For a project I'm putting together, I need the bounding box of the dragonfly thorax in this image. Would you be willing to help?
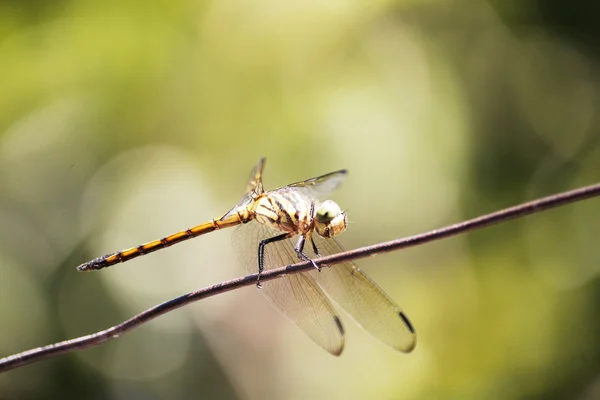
[252,192,312,234]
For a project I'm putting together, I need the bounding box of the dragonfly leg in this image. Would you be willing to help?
[309,237,327,272]
[258,232,294,288]
[295,235,321,272]
[310,238,321,257]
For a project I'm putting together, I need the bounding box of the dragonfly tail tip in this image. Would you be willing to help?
[76,263,90,272]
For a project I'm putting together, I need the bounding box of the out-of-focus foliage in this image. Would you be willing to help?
[1,0,599,399]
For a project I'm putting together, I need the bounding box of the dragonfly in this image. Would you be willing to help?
[77,158,416,355]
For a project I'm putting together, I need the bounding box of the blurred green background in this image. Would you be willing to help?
[1,0,600,398]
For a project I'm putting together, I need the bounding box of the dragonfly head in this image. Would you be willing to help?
[314,200,347,238]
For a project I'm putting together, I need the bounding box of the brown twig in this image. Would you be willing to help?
[1,182,600,373]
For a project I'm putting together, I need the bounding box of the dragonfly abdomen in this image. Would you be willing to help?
[77,213,242,271]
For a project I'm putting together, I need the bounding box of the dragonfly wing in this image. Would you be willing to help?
[245,157,266,195]
[221,158,266,219]
[280,169,348,199]
[308,236,416,352]
[231,222,345,355]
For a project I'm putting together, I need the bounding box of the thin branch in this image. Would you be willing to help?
[1,182,600,373]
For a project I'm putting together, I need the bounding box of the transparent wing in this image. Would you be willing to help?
[307,235,416,352]
[231,222,345,355]
[275,169,348,200]
[222,158,265,219]
[244,157,266,196]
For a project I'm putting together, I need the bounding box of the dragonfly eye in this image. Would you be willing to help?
[315,200,347,238]
[316,200,340,223]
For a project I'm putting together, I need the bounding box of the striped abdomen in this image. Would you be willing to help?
[77,213,243,271]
